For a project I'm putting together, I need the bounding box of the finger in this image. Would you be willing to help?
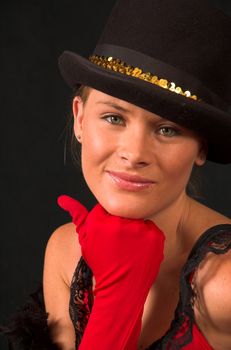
[57,195,88,236]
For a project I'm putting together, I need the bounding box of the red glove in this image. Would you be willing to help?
[58,195,165,350]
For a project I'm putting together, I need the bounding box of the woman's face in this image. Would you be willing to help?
[73,89,206,219]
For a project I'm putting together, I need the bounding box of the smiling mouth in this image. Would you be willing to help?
[106,171,155,191]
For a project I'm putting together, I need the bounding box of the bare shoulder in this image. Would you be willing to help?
[193,249,231,347]
[46,222,79,252]
[44,222,82,286]
[190,200,231,346]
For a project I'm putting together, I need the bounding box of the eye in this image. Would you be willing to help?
[159,126,179,137]
[102,114,125,125]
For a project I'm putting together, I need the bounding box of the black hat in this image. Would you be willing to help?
[59,0,231,164]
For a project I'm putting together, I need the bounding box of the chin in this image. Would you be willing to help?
[108,208,144,219]
[97,196,153,220]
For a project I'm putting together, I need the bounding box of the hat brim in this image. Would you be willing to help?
[59,51,231,164]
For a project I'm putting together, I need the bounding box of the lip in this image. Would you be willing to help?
[106,171,155,191]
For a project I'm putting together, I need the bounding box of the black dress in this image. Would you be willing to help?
[1,224,231,349]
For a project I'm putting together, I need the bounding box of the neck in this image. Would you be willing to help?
[148,191,193,260]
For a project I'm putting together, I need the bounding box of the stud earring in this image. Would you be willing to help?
[76,135,81,142]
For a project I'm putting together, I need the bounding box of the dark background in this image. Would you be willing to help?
[1,1,231,349]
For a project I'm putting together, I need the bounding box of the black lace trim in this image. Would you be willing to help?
[147,224,231,349]
[69,256,94,349]
[69,224,231,349]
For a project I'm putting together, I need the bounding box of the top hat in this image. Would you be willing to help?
[58,0,231,164]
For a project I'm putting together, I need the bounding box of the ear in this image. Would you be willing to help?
[72,96,84,143]
[194,138,208,166]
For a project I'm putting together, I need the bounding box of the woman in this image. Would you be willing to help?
[2,0,231,349]
[43,0,231,348]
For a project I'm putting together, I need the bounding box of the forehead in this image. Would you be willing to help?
[86,88,165,121]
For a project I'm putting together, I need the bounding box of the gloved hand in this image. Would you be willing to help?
[58,195,165,350]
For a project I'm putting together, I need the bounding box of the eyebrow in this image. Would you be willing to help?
[95,100,130,113]
[95,100,173,124]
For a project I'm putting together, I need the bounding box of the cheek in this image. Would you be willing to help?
[80,121,114,186]
[159,142,198,184]
[82,118,100,155]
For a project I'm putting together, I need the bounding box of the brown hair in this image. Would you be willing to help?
[66,85,205,200]
[64,85,91,167]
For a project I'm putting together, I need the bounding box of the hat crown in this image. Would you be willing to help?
[97,0,231,104]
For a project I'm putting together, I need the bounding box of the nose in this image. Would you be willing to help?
[117,126,153,168]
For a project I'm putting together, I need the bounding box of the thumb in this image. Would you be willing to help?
[57,195,88,238]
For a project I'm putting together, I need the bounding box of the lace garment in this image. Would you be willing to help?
[69,257,94,349]
[69,224,231,349]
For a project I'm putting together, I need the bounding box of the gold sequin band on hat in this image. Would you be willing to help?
[89,55,199,101]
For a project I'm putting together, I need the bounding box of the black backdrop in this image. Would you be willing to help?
[1,1,231,349]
